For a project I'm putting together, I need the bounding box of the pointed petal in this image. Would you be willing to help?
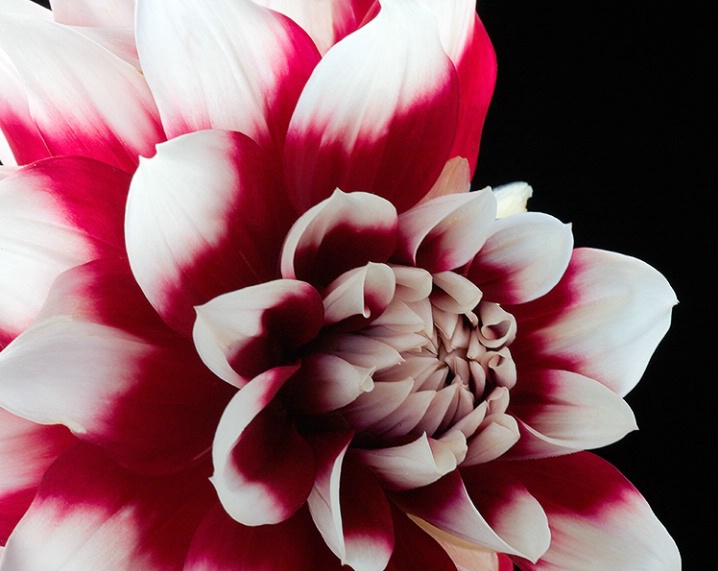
[0,14,164,171]
[397,189,497,272]
[284,0,459,213]
[394,469,549,562]
[420,157,472,201]
[421,3,497,173]
[211,366,315,526]
[0,259,232,474]
[50,0,135,27]
[253,0,375,55]
[0,444,215,571]
[467,212,574,304]
[0,409,74,544]
[193,280,324,388]
[136,0,320,151]
[185,505,344,571]
[386,507,460,571]
[280,190,398,288]
[0,156,129,347]
[491,453,681,571]
[323,263,396,327]
[508,248,677,396]
[126,129,295,336]
[507,369,637,459]
[355,432,462,491]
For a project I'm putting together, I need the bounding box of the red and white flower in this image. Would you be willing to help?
[0,1,680,570]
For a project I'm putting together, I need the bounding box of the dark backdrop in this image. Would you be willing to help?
[475,2,712,568]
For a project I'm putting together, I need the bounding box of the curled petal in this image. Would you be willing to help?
[284,0,459,213]
[280,190,398,287]
[487,453,681,571]
[0,444,215,571]
[493,182,533,219]
[0,14,164,171]
[397,190,497,272]
[136,0,320,150]
[126,129,295,336]
[323,263,396,326]
[467,212,574,305]
[0,409,74,544]
[355,432,464,490]
[395,469,550,562]
[316,333,403,371]
[0,157,128,347]
[212,366,315,526]
[0,260,232,474]
[252,0,374,55]
[508,248,677,396]
[507,369,637,459]
[193,279,324,388]
[463,413,520,465]
[341,379,414,430]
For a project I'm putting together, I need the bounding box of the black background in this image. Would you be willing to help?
[22,0,715,568]
[475,2,712,569]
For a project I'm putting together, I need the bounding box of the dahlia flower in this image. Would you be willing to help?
[0,1,680,570]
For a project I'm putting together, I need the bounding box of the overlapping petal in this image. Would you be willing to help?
[136,0,320,152]
[49,0,135,27]
[284,0,460,213]
[0,156,128,347]
[0,260,232,474]
[0,14,164,171]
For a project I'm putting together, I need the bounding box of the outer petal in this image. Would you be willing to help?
[284,0,459,213]
[126,129,295,336]
[280,190,398,288]
[466,212,573,305]
[193,280,324,388]
[211,366,315,527]
[185,505,344,571]
[0,444,215,571]
[0,409,74,544]
[0,14,164,171]
[252,0,375,55]
[386,507,460,571]
[508,248,677,396]
[421,2,497,174]
[136,0,320,151]
[489,453,681,571]
[49,0,135,27]
[394,469,550,562]
[0,156,128,347]
[396,189,497,273]
[308,434,395,571]
[0,260,232,474]
[507,369,637,459]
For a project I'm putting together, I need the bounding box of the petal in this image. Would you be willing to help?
[394,469,550,562]
[50,0,135,27]
[0,259,232,474]
[355,432,462,491]
[386,507,460,571]
[252,0,375,55]
[466,212,574,304]
[397,189,497,272]
[421,3,497,174]
[508,248,677,396]
[0,444,215,571]
[284,0,459,213]
[0,408,74,544]
[307,433,396,571]
[211,366,315,526]
[507,369,637,459]
[322,263,396,327]
[126,129,295,336]
[0,14,164,171]
[0,156,129,346]
[491,453,681,571]
[493,182,533,218]
[136,0,320,151]
[185,505,344,571]
[280,190,398,288]
[193,279,324,388]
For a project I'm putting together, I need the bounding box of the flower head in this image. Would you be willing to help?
[0,1,680,570]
